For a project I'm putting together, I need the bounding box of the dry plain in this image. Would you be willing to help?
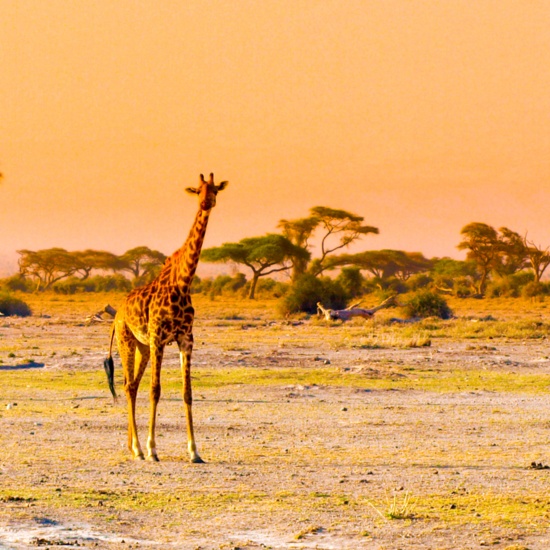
[1,293,550,549]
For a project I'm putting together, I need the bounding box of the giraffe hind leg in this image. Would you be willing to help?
[118,324,146,460]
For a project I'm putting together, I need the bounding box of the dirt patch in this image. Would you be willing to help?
[2,296,550,549]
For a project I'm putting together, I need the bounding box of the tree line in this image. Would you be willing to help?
[201,212,550,300]
[5,208,550,303]
[12,247,167,291]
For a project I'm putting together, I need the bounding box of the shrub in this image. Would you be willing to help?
[226,273,247,292]
[0,275,33,292]
[190,275,203,294]
[0,292,32,317]
[335,267,365,299]
[91,275,132,292]
[383,277,409,294]
[250,278,289,299]
[52,275,133,293]
[192,276,214,294]
[522,281,550,299]
[52,277,90,294]
[206,275,232,298]
[407,273,433,291]
[486,272,534,298]
[404,290,452,319]
[278,274,349,315]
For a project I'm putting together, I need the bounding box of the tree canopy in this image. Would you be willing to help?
[18,248,79,290]
[458,223,502,295]
[324,249,431,290]
[458,223,529,295]
[279,206,379,278]
[73,250,123,279]
[201,234,309,299]
[16,246,167,290]
[118,247,167,280]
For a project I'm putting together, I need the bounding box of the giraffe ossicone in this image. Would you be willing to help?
[104,173,228,463]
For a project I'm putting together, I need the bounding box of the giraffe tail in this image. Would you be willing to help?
[104,323,118,402]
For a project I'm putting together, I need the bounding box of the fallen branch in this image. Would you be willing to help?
[85,304,117,325]
[316,295,396,322]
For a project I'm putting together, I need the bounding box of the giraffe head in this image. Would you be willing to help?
[185,173,228,211]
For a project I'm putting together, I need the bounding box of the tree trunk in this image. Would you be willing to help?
[248,273,260,299]
[477,269,489,296]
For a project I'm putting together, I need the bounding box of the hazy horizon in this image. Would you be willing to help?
[2,1,549,276]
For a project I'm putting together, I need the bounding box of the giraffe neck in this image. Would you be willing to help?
[171,207,211,288]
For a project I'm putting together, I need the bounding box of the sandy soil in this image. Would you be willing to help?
[1,297,550,549]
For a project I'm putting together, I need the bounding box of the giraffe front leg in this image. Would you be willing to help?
[179,336,204,463]
[146,342,164,462]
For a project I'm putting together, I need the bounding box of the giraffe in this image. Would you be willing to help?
[104,173,228,463]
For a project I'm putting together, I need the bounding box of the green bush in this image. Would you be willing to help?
[487,272,534,298]
[91,275,132,292]
[0,292,32,317]
[404,290,452,319]
[408,273,433,291]
[249,278,289,299]
[278,274,349,315]
[0,275,33,292]
[522,281,550,299]
[52,275,132,294]
[335,267,365,299]
[190,275,204,294]
[52,277,91,294]
[226,273,247,292]
[209,275,233,297]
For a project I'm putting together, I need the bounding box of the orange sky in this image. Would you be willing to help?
[2,1,550,275]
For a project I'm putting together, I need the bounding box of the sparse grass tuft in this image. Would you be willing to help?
[386,491,416,520]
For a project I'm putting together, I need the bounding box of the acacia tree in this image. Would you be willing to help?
[279,206,379,278]
[326,249,431,286]
[458,223,530,295]
[17,248,79,290]
[497,227,528,276]
[457,223,502,295]
[201,234,309,299]
[277,216,319,280]
[393,251,432,281]
[118,247,167,281]
[73,250,123,279]
[430,257,480,296]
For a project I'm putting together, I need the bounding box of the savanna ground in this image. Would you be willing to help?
[2,293,550,549]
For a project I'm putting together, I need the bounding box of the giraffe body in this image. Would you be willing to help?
[105,173,228,463]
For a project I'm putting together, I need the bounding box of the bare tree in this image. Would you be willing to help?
[279,206,379,278]
[524,236,550,283]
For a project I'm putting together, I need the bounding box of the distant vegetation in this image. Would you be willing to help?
[2,208,550,316]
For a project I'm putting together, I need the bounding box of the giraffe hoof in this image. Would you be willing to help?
[147,454,160,462]
[190,455,205,464]
[135,454,145,461]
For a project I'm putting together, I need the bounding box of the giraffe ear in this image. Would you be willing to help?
[217,181,229,192]
[185,187,200,195]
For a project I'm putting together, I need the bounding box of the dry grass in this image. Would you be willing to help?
[2,293,550,548]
